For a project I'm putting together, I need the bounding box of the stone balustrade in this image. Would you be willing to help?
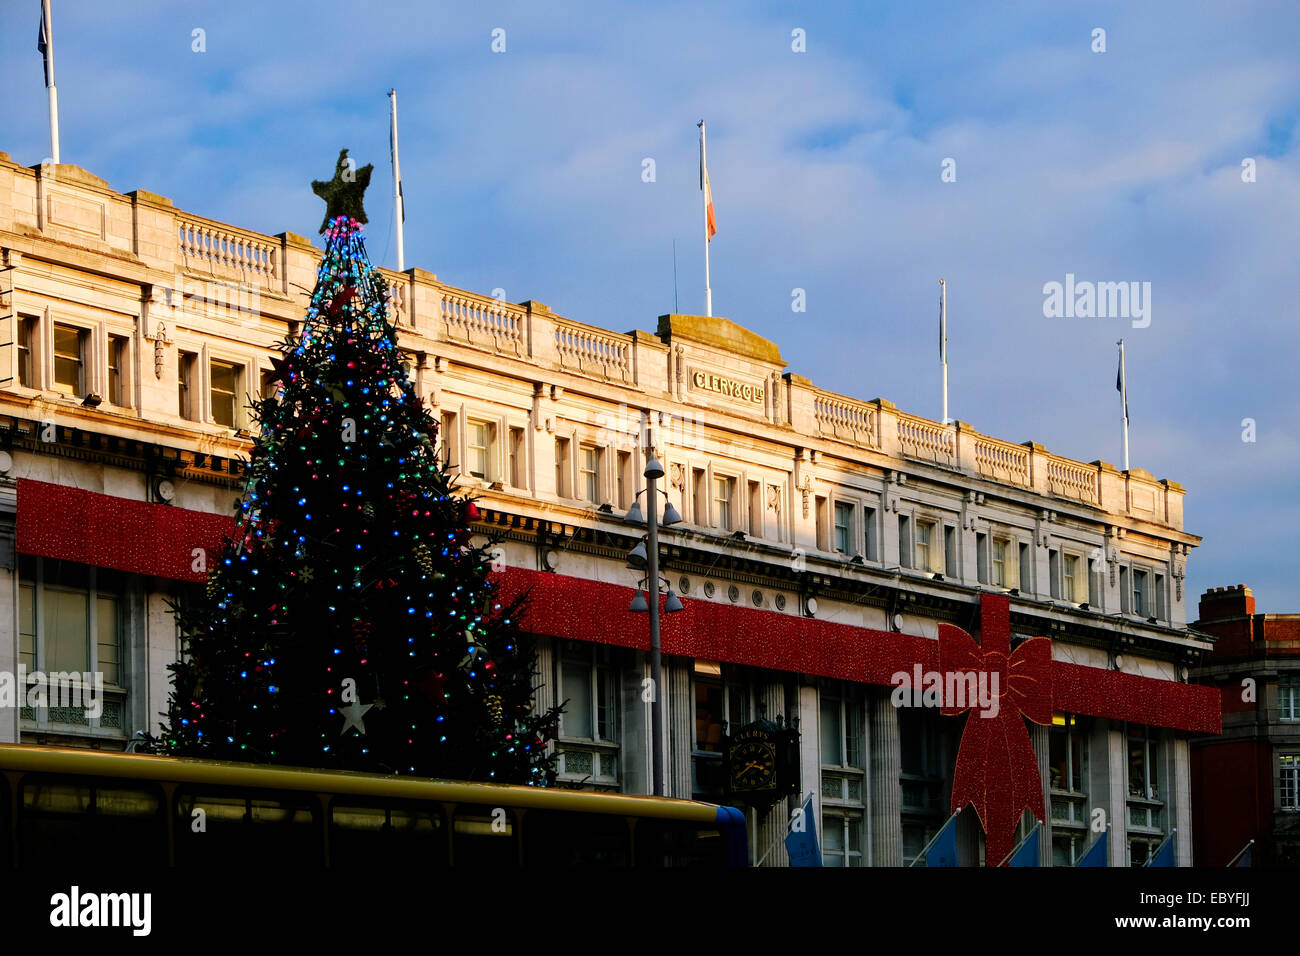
[177,216,280,286]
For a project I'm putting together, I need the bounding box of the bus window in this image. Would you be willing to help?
[330,800,446,867]
[634,819,728,867]
[174,789,319,866]
[451,807,518,868]
[520,810,630,866]
[20,777,165,864]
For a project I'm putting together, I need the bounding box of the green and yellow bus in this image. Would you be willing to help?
[0,744,747,867]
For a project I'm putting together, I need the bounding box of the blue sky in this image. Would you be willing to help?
[3,1,1298,611]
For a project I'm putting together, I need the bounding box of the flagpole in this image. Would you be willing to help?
[41,0,60,164]
[908,808,960,866]
[1225,838,1254,867]
[699,120,712,317]
[996,818,1042,867]
[1118,339,1129,471]
[388,89,404,272]
[940,279,948,424]
[1143,827,1176,866]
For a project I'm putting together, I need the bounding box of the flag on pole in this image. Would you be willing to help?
[38,0,54,88]
[1145,830,1176,867]
[939,281,947,365]
[1005,821,1041,867]
[784,793,822,867]
[700,133,716,241]
[1229,840,1253,867]
[1116,342,1129,423]
[1075,830,1108,867]
[920,811,960,867]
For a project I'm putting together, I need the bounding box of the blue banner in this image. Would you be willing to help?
[1007,825,1040,867]
[1076,830,1108,867]
[785,794,822,867]
[1146,833,1176,867]
[924,813,960,867]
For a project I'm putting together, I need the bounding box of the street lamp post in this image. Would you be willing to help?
[645,433,665,797]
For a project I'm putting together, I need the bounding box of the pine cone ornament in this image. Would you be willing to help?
[414,542,435,577]
[486,694,504,725]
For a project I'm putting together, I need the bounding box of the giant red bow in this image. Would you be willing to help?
[939,594,1052,866]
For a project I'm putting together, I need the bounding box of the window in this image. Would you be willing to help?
[556,642,620,784]
[692,468,707,525]
[975,532,988,584]
[1049,714,1089,864]
[1019,543,1032,593]
[1126,725,1165,863]
[1279,676,1299,722]
[692,661,725,801]
[747,481,762,538]
[260,368,279,402]
[944,527,957,578]
[210,359,241,428]
[440,412,458,470]
[467,421,494,481]
[616,451,631,508]
[833,502,853,554]
[915,522,935,572]
[816,496,829,551]
[1282,754,1299,811]
[713,476,734,531]
[510,428,527,489]
[178,351,197,420]
[1154,573,1167,620]
[17,317,36,387]
[1120,566,1130,613]
[1063,555,1079,603]
[864,506,879,561]
[899,516,913,569]
[52,323,86,397]
[17,557,125,731]
[1132,569,1148,617]
[554,438,571,497]
[992,539,1008,587]
[578,445,602,503]
[820,685,865,869]
[107,335,128,406]
[900,708,946,865]
[1087,557,1099,605]
[1048,549,1062,599]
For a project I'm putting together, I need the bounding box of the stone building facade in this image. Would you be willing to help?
[0,151,1218,865]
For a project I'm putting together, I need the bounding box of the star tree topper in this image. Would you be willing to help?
[311,148,373,233]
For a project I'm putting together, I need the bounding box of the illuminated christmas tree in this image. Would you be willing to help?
[158,151,560,784]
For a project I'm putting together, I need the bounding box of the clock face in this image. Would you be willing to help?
[731,740,777,791]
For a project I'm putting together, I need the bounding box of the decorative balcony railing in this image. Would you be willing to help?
[813,394,879,449]
[554,322,632,382]
[439,289,524,354]
[177,217,279,286]
[897,413,956,466]
[974,436,1031,489]
[1046,455,1099,505]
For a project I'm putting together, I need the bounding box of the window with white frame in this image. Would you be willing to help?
[820,681,866,864]
[747,480,762,538]
[209,359,242,428]
[833,501,853,554]
[864,505,879,561]
[441,412,459,470]
[17,316,37,387]
[107,335,129,407]
[52,323,87,398]
[713,476,734,531]
[993,538,1009,587]
[1132,569,1149,617]
[17,556,126,733]
[467,420,495,481]
[916,521,936,572]
[578,444,602,503]
[177,351,197,420]
[1063,554,1080,603]
[1020,543,1033,593]
[616,451,631,508]
[1048,548,1062,599]
[1126,724,1165,864]
[1154,573,1167,620]
[944,526,957,577]
[975,532,988,584]
[510,427,527,489]
[554,437,571,497]
[1281,754,1299,811]
[556,641,620,785]
[899,515,913,569]
[692,468,707,525]
[1280,676,1299,722]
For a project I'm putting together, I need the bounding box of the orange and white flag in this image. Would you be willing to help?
[700,123,717,241]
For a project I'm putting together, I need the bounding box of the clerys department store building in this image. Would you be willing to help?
[0,151,1218,865]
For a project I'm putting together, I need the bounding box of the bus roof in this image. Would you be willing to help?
[0,744,723,821]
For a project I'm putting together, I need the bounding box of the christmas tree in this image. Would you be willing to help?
[158,152,560,784]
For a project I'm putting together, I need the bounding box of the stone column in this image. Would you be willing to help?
[667,658,692,799]
[754,679,790,867]
[1031,722,1052,865]
[870,690,902,866]
[1173,735,1192,866]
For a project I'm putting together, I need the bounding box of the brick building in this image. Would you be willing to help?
[1191,585,1300,865]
